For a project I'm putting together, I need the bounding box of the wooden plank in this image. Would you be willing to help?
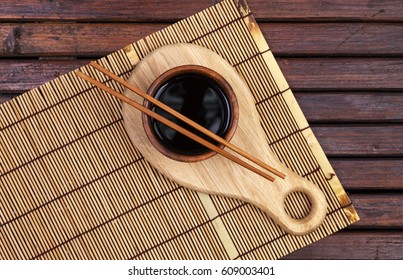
[1,58,402,93]
[266,23,403,56]
[313,125,403,157]
[331,159,403,191]
[1,0,402,22]
[295,92,403,123]
[284,231,403,259]
[1,23,402,57]
[0,0,212,22]
[0,23,167,57]
[277,58,403,90]
[248,0,403,22]
[349,194,403,228]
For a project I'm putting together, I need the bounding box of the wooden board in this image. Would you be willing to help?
[1,0,402,21]
[330,160,403,191]
[121,43,328,235]
[0,0,359,259]
[2,23,403,57]
[2,58,403,93]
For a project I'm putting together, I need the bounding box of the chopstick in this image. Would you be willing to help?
[75,70,276,182]
[88,61,285,179]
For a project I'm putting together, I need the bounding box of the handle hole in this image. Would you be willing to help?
[284,191,312,220]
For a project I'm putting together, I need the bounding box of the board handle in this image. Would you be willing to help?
[270,181,327,235]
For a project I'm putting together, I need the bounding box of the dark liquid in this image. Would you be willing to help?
[150,73,231,156]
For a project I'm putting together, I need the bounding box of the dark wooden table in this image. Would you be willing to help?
[0,0,402,259]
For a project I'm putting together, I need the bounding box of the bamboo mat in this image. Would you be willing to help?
[0,0,359,260]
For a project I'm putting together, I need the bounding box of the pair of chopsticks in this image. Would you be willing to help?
[75,61,285,182]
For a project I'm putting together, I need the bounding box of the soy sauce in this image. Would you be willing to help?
[150,73,231,156]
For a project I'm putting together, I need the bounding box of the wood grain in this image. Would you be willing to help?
[267,23,403,56]
[247,0,403,22]
[0,23,166,57]
[295,92,403,123]
[313,125,403,157]
[1,0,402,22]
[284,231,403,259]
[349,194,403,228]
[278,58,403,90]
[331,160,403,191]
[1,23,402,57]
[1,58,402,93]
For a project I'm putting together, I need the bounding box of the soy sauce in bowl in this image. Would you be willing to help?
[143,66,238,162]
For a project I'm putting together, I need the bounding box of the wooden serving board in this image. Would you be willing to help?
[123,43,328,236]
[0,0,359,259]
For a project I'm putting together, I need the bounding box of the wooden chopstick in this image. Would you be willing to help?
[75,70,276,182]
[88,61,286,179]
